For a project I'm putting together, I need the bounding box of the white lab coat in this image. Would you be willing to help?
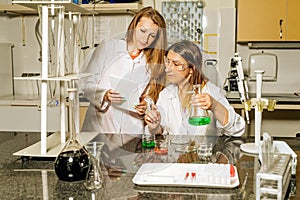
[81,39,150,135]
[154,82,245,136]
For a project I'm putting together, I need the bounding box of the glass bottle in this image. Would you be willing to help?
[188,84,211,126]
[54,86,90,182]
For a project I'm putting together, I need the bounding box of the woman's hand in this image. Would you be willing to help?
[104,89,125,103]
[145,105,161,131]
[105,90,148,116]
[191,93,229,126]
[191,93,214,110]
[134,100,147,116]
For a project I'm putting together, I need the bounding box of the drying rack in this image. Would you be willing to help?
[12,1,96,158]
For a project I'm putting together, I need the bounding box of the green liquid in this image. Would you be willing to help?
[142,140,155,148]
[188,116,211,126]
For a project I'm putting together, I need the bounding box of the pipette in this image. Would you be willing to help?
[232,53,250,124]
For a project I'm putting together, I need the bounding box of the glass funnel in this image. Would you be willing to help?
[54,86,90,182]
[188,84,211,126]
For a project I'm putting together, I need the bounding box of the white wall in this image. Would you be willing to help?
[3,1,298,94]
[237,45,300,94]
[0,16,40,95]
[0,13,133,95]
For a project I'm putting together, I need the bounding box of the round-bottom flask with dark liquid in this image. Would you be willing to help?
[54,87,90,182]
[55,147,90,182]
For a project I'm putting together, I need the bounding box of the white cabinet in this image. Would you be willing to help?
[0,43,14,97]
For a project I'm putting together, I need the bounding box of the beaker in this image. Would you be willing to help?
[197,143,213,162]
[188,84,211,126]
[54,86,90,182]
[142,134,155,148]
[154,134,168,162]
[84,142,104,190]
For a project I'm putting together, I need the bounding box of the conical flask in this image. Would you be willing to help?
[188,84,211,126]
[54,87,90,182]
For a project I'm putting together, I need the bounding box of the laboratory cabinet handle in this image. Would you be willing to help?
[279,19,283,39]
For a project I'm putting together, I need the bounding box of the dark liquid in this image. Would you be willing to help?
[54,148,90,182]
[188,116,211,126]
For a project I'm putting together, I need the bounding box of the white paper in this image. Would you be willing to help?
[109,75,140,112]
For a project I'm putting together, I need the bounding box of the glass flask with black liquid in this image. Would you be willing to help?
[54,86,90,182]
[188,84,211,126]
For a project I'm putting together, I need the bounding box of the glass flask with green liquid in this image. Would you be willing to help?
[188,84,211,126]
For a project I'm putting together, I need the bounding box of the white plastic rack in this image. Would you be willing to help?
[12,1,95,157]
[256,154,292,200]
[273,141,297,176]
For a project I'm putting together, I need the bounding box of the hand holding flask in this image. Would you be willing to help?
[188,84,210,126]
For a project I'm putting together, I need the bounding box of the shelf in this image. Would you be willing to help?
[81,2,142,14]
[12,0,91,14]
[0,2,142,15]
[14,73,92,81]
[0,94,39,106]
[0,4,36,14]
[0,94,89,106]
[230,103,300,110]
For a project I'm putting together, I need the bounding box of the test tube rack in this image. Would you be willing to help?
[273,141,297,176]
[256,154,292,200]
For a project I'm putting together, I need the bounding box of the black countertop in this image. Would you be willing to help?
[0,132,299,199]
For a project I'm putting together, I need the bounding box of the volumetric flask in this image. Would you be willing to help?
[188,84,210,126]
[54,87,90,182]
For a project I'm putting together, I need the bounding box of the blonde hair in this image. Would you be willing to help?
[126,6,168,103]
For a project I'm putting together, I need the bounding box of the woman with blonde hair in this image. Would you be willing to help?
[81,7,167,136]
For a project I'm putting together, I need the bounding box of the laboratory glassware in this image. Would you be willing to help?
[142,97,156,148]
[188,84,211,126]
[197,143,213,162]
[54,86,90,182]
[84,142,104,190]
[154,134,168,162]
[142,134,155,148]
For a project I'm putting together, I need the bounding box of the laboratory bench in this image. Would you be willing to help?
[227,92,300,110]
[0,95,90,132]
[0,132,299,199]
[227,93,300,138]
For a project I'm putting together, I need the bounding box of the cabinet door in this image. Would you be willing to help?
[286,0,300,41]
[0,44,14,97]
[237,0,286,42]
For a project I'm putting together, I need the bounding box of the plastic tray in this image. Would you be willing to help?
[132,163,239,188]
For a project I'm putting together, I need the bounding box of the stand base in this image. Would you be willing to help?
[13,132,98,158]
[240,143,258,154]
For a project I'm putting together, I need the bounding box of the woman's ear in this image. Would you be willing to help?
[189,66,195,74]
